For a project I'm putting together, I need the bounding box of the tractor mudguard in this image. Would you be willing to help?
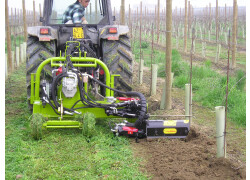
[27,26,58,42]
[99,25,129,41]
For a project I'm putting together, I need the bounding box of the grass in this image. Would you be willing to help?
[5,63,148,179]
[132,41,246,126]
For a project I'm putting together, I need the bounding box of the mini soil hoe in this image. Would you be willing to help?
[27,0,189,141]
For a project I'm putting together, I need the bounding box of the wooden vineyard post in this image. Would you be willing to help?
[139,1,143,84]
[150,24,154,94]
[188,1,191,39]
[165,0,172,110]
[5,54,8,79]
[39,3,42,25]
[184,0,187,52]
[225,4,227,26]
[209,3,211,31]
[6,0,13,74]
[157,0,160,44]
[120,0,125,25]
[129,4,131,29]
[14,8,17,69]
[216,0,218,42]
[232,0,237,68]
[22,0,27,41]
[89,3,92,22]
[33,0,36,26]
[95,0,97,22]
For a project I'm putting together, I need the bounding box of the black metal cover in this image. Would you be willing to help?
[146,120,190,139]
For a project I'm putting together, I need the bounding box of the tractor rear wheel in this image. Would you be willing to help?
[26,36,56,111]
[102,35,133,94]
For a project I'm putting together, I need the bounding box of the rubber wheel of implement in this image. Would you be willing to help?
[30,113,45,140]
[26,36,56,111]
[102,35,133,95]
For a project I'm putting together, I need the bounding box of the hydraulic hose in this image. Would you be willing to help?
[89,77,148,129]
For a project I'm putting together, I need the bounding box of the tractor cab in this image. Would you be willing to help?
[42,0,114,26]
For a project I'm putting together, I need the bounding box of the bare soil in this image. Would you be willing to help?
[131,61,246,180]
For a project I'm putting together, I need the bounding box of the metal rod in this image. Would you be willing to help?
[224,29,230,158]
[150,115,192,117]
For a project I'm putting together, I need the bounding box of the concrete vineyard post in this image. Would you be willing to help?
[193,39,195,53]
[176,35,179,49]
[200,26,202,39]
[202,42,206,57]
[215,44,221,63]
[224,32,228,45]
[23,42,27,62]
[151,64,158,96]
[185,84,192,122]
[242,26,245,39]
[215,106,226,158]
[139,60,144,85]
[16,47,20,67]
[11,51,15,70]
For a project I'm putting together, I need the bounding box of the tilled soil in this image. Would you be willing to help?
[131,127,245,180]
[131,61,246,180]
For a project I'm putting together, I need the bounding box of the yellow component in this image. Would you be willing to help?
[163,120,177,126]
[184,120,189,124]
[73,27,84,39]
[100,29,105,35]
[163,128,177,134]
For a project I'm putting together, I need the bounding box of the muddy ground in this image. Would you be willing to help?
[130,61,246,180]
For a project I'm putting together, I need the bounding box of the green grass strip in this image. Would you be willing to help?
[132,41,246,126]
[5,63,148,180]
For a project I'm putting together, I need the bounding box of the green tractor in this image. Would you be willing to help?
[26,0,189,140]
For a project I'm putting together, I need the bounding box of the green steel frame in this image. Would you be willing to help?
[30,42,127,129]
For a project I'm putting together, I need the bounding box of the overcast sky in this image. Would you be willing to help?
[7,0,247,12]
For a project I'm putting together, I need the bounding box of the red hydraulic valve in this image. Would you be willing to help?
[122,126,138,135]
[117,97,139,101]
